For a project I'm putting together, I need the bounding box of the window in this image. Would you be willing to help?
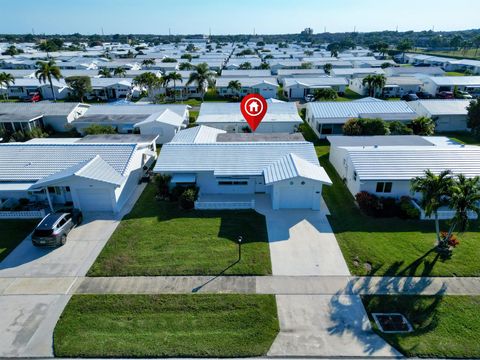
[218,178,249,186]
[353,171,357,181]
[376,182,393,193]
[65,187,71,192]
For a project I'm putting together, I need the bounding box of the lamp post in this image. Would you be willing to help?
[237,235,243,261]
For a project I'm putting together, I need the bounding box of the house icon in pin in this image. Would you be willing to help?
[249,100,259,113]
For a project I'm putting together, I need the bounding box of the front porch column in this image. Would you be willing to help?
[44,188,54,212]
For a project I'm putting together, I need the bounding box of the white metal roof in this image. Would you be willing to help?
[170,125,226,144]
[134,109,185,127]
[411,99,470,116]
[0,143,136,182]
[31,155,124,188]
[283,77,348,88]
[346,146,480,180]
[427,76,480,86]
[307,100,416,120]
[216,77,278,87]
[197,102,302,124]
[264,153,331,185]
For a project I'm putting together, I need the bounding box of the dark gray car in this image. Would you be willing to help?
[32,210,82,247]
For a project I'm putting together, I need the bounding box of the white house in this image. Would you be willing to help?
[216,77,279,99]
[349,76,423,98]
[73,104,189,143]
[408,99,471,132]
[154,125,332,210]
[0,102,90,133]
[196,102,302,133]
[328,135,480,199]
[7,78,71,100]
[0,135,157,213]
[420,76,480,97]
[330,68,385,79]
[87,78,134,100]
[305,100,417,138]
[283,77,348,99]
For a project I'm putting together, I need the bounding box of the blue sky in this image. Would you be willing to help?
[1,0,479,35]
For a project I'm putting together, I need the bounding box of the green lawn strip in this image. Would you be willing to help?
[362,295,480,358]
[0,220,37,262]
[315,144,480,277]
[88,184,271,276]
[439,131,480,145]
[54,294,279,358]
[445,71,467,76]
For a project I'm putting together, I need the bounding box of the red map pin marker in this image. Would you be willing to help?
[240,94,268,132]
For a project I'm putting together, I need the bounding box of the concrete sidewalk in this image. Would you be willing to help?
[2,275,475,296]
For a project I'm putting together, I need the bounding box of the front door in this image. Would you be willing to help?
[255,177,266,193]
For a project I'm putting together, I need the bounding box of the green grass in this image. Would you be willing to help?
[0,220,37,262]
[363,295,480,358]
[445,71,467,76]
[88,184,271,276]
[439,131,480,145]
[54,294,279,358]
[315,144,480,277]
[336,88,364,101]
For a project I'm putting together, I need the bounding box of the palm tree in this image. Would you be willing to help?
[443,175,480,246]
[186,63,216,101]
[35,60,62,102]
[397,39,413,63]
[0,72,15,100]
[239,62,252,70]
[133,72,162,99]
[179,62,193,71]
[372,74,387,98]
[142,58,155,68]
[410,116,436,135]
[362,75,376,97]
[411,170,454,245]
[113,67,126,77]
[167,72,183,102]
[98,67,112,78]
[227,80,242,98]
[323,63,333,75]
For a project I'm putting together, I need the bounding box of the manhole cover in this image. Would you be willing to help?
[372,313,413,333]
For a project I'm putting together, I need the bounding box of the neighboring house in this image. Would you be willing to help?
[87,78,134,100]
[72,104,189,143]
[328,135,480,199]
[443,59,480,74]
[408,99,471,132]
[220,70,272,77]
[216,77,279,99]
[330,68,385,79]
[349,76,423,98]
[0,135,157,213]
[305,100,417,138]
[154,125,332,210]
[276,69,326,84]
[384,66,445,77]
[7,78,71,100]
[283,77,349,99]
[420,76,480,97]
[0,102,90,133]
[196,102,302,133]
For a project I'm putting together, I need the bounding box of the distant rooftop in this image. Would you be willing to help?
[77,134,158,144]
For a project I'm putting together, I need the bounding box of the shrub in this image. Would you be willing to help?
[83,124,117,135]
[389,121,414,135]
[343,118,363,136]
[409,116,435,135]
[179,188,198,210]
[343,118,390,136]
[398,196,420,219]
[153,174,171,198]
[169,186,185,202]
[355,191,382,216]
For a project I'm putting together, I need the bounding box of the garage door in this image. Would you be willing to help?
[278,186,314,209]
[76,188,114,212]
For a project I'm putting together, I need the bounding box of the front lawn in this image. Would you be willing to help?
[54,294,279,358]
[0,220,37,262]
[363,295,480,358]
[88,184,271,276]
[315,145,480,277]
[438,131,480,145]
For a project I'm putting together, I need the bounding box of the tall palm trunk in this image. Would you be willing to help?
[434,212,440,245]
[173,79,176,102]
[48,75,57,102]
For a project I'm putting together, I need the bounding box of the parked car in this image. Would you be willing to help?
[437,91,454,99]
[416,91,434,99]
[304,94,315,102]
[401,93,419,101]
[23,92,41,102]
[31,209,83,247]
[455,90,473,99]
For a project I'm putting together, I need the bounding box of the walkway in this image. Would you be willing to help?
[1,275,471,295]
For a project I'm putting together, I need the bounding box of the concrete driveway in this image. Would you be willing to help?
[255,195,401,358]
[255,195,349,276]
[0,184,144,358]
